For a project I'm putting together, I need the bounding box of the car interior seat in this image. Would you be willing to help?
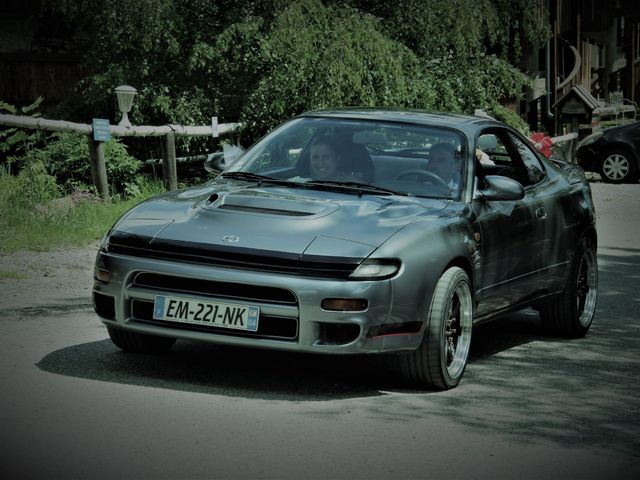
[334,133,375,183]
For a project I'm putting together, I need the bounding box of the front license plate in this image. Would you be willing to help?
[153,295,259,332]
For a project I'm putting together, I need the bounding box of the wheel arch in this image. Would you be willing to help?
[444,256,475,292]
[601,142,639,164]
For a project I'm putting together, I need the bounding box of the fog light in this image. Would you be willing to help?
[94,268,111,283]
[321,298,368,312]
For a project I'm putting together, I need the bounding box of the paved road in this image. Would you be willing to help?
[1,183,639,479]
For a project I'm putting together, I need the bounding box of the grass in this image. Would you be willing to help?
[0,270,25,280]
[0,169,165,253]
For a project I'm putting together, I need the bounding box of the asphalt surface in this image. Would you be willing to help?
[0,182,639,479]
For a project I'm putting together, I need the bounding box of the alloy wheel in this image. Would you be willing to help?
[443,282,473,378]
[602,153,630,181]
[576,248,598,327]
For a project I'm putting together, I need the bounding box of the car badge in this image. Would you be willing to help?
[222,235,240,243]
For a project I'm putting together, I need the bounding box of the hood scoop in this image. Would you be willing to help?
[205,192,338,218]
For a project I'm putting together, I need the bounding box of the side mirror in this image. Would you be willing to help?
[477,175,524,201]
[203,144,245,174]
[204,152,226,173]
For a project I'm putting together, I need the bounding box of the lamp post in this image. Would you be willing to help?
[114,85,137,127]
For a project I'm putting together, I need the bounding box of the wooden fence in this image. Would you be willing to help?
[0,113,240,200]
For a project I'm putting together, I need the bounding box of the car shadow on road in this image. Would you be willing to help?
[35,249,640,455]
[37,309,545,401]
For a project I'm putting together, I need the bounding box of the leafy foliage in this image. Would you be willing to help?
[351,0,549,63]
[240,0,436,137]
[0,97,46,168]
[18,132,141,195]
[0,162,60,209]
[41,0,549,144]
[345,0,540,121]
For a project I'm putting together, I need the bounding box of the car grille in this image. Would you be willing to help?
[130,299,298,341]
[133,272,297,305]
[107,232,360,279]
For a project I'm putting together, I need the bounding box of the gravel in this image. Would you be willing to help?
[0,242,99,311]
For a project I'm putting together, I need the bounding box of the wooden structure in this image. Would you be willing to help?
[523,1,640,136]
[0,113,240,200]
[553,85,600,129]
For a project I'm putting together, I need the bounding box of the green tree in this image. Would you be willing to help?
[43,0,548,144]
[239,0,436,138]
[345,0,548,128]
[46,0,277,127]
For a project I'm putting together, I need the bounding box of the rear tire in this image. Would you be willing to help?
[540,237,597,338]
[400,267,473,390]
[599,148,637,183]
[107,326,176,353]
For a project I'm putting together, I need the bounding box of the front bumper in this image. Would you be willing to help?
[93,250,425,354]
[576,147,598,172]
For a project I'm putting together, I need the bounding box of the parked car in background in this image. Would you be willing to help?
[93,109,598,390]
[576,121,640,183]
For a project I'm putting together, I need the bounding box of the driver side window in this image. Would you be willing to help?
[475,129,532,187]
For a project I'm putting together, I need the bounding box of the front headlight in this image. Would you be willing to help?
[349,259,401,280]
[578,131,604,149]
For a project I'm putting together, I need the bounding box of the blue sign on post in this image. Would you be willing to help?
[92,118,112,142]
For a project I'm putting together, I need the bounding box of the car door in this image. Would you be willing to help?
[473,127,551,317]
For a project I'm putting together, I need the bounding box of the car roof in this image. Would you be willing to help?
[300,108,504,134]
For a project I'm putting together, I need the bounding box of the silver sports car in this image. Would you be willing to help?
[93,109,598,390]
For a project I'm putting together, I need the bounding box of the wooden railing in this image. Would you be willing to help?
[0,113,240,200]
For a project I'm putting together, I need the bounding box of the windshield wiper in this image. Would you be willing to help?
[221,171,275,181]
[221,171,299,187]
[304,180,408,196]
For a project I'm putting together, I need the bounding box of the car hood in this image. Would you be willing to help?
[108,181,449,263]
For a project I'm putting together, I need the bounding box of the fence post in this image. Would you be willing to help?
[162,132,178,190]
[87,136,110,201]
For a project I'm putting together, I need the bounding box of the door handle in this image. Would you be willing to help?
[536,207,547,220]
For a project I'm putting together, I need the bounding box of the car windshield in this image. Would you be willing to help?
[225,117,466,199]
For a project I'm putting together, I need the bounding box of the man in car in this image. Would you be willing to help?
[428,142,461,191]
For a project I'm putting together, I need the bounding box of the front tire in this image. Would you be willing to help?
[107,326,176,353]
[540,237,597,338]
[400,267,473,390]
[599,148,637,183]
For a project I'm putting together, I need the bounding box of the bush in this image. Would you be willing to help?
[489,104,531,136]
[103,139,143,193]
[20,132,141,195]
[0,162,60,210]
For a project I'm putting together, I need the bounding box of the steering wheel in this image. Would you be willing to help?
[395,169,449,189]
